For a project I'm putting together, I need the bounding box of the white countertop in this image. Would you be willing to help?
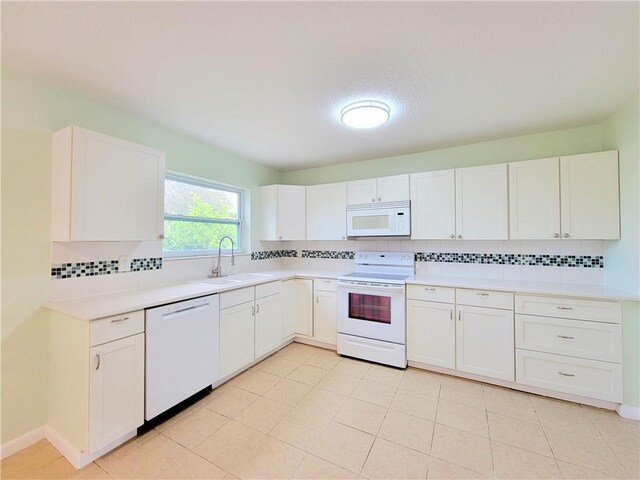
[408,275,640,302]
[46,268,638,321]
[46,269,341,320]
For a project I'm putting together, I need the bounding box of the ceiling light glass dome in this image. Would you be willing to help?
[341,100,390,129]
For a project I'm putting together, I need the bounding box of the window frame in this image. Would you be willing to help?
[163,172,244,258]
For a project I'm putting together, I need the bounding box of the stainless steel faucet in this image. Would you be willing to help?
[210,236,235,277]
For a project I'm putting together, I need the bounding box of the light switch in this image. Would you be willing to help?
[119,256,132,273]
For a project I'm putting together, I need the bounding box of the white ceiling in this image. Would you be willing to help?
[2,2,638,171]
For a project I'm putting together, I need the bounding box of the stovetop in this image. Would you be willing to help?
[338,251,415,285]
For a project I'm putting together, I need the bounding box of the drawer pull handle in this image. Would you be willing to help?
[95,354,101,370]
[558,372,575,377]
[557,306,574,310]
[110,316,129,324]
[476,293,490,296]
[557,335,575,339]
[425,288,436,291]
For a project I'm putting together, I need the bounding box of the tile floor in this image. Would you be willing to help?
[2,343,639,479]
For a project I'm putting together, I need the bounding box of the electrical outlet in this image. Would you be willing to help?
[119,256,132,273]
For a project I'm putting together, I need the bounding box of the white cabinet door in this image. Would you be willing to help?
[456,305,514,381]
[509,157,561,240]
[277,186,307,240]
[314,291,337,345]
[407,300,455,368]
[89,333,144,453]
[220,301,255,377]
[255,294,283,358]
[455,164,508,240]
[307,182,347,240]
[282,280,296,339]
[347,178,377,205]
[295,279,314,337]
[560,151,620,239]
[53,126,165,242]
[258,185,306,241]
[377,174,410,203]
[410,170,456,239]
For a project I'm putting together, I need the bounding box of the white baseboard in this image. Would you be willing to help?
[617,404,640,421]
[43,426,85,469]
[0,426,47,459]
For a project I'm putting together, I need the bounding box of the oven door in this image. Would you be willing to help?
[337,282,406,344]
[346,208,395,237]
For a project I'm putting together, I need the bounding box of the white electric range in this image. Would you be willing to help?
[336,251,414,368]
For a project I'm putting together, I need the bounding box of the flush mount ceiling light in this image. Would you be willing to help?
[341,100,390,129]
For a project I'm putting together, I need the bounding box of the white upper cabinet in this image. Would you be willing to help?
[258,185,306,241]
[560,151,620,240]
[410,170,456,239]
[306,182,347,240]
[52,126,165,242]
[346,178,378,205]
[509,157,561,239]
[376,174,410,202]
[347,174,409,205]
[455,164,508,240]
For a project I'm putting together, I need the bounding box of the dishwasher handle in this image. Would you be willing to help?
[161,303,210,320]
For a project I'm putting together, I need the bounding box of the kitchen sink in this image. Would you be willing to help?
[199,277,244,286]
[229,273,274,281]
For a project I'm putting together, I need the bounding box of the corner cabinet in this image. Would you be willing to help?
[509,151,620,240]
[52,126,165,242]
[560,151,620,240]
[258,185,306,241]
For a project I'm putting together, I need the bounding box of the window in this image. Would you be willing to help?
[163,173,243,257]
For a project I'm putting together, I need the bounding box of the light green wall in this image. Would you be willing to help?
[0,69,283,444]
[602,94,640,409]
[282,125,603,185]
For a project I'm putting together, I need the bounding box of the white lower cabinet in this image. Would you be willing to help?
[407,299,455,368]
[219,301,255,378]
[314,279,337,346]
[90,333,144,452]
[516,350,622,402]
[455,305,515,381]
[255,293,283,358]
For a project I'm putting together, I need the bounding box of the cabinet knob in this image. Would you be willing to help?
[279,236,283,240]
[371,198,376,202]
[457,234,462,239]
[342,236,346,240]
[553,233,560,238]
[377,197,381,202]
[450,234,455,239]
[563,233,570,238]
[158,234,165,239]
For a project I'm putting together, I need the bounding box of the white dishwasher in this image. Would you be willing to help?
[145,294,219,420]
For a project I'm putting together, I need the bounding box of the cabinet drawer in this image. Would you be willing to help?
[315,278,337,292]
[91,310,144,346]
[516,315,621,363]
[256,280,282,299]
[220,287,254,309]
[456,289,513,310]
[406,284,455,303]
[515,295,621,324]
[516,349,622,402]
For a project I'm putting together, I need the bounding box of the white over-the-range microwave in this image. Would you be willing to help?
[346,200,411,237]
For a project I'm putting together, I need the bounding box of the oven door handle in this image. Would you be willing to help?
[337,282,405,292]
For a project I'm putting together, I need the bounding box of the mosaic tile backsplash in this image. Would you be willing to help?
[51,257,162,279]
[414,252,604,268]
[250,250,298,260]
